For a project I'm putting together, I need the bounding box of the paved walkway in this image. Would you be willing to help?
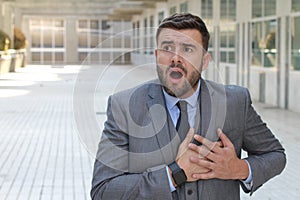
[0,65,299,199]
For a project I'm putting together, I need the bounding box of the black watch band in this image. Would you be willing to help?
[169,161,187,186]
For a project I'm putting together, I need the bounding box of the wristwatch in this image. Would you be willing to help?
[168,161,187,186]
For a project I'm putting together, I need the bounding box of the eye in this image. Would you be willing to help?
[162,45,174,52]
[184,47,193,53]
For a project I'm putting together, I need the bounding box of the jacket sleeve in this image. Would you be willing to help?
[241,89,286,194]
[90,95,173,200]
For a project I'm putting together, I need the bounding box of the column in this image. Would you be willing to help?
[65,17,78,64]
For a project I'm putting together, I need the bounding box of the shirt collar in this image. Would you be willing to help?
[163,80,201,110]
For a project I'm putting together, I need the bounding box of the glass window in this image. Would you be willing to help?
[228,0,236,20]
[201,0,213,19]
[144,18,148,35]
[220,24,236,63]
[252,0,262,18]
[219,0,236,64]
[136,21,140,35]
[252,0,276,18]
[291,16,300,70]
[91,20,99,30]
[150,15,155,33]
[221,0,236,21]
[252,22,263,66]
[158,11,164,24]
[29,18,65,64]
[263,20,276,67]
[220,26,227,48]
[55,52,64,62]
[30,20,40,26]
[220,52,227,63]
[180,2,188,13]
[55,20,64,28]
[264,0,276,16]
[79,20,88,29]
[292,0,300,12]
[169,6,177,15]
[251,20,277,67]
[54,30,64,48]
[31,29,41,47]
[31,52,40,62]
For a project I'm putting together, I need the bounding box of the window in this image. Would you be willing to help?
[251,0,277,68]
[292,0,300,12]
[78,19,131,64]
[180,2,188,13]
[144,18,148,54]
[158,11,165,24]
[221,0,236,21]
[29,19,65,64]
[149,15,155,54]
[169,6,177,15]
[291,16,300,70]
[201,0,213,20]
[220,0,236,63]
[252,0,276,18]
[251,20,277,67]
[136,21,140,53]
[78,19,100,48]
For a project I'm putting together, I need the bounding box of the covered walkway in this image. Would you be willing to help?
[0,65,299,199]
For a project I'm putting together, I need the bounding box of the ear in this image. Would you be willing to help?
[201,52,211,71]
[155,49,158,58]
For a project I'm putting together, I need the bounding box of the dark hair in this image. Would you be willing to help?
[156,13,210,51]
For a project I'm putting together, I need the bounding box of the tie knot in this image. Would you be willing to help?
[177,100,188,112]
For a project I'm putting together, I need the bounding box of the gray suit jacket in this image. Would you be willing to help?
[91,79,286,200]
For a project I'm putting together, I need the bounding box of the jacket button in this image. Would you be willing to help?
[187,189,193,195]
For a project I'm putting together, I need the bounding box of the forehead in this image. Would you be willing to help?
[157,28,203,46]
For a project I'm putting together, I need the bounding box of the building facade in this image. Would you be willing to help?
[131,0,300,113]
[0,0,300,113]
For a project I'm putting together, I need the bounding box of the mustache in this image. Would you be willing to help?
[168,63,187,75]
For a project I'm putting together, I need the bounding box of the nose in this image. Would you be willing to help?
[171,51,183,64]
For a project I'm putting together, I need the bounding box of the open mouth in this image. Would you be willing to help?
[170,71,183,79]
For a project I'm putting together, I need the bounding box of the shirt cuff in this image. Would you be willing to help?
[166,166,176,192]
[241,159,253,190]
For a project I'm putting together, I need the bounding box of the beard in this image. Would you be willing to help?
[157,62,201,98]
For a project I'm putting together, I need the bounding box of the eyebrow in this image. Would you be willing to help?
[160,41,174,45]
[181,43,197,49]
[160,41,197,49]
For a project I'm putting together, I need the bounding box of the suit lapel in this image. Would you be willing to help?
[146,81,179,163]
[199,79,212,137]
[199,79,227,142]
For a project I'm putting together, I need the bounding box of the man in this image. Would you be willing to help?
[91,13,286,200]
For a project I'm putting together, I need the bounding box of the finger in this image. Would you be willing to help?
[190,156,216,170]
[183,128,195,145]
[192,171,216,180]
[189,145,220,163]
[193,134,222,153]
[188,143,210,157]
[217,128,233,148]
[216,141,223,148]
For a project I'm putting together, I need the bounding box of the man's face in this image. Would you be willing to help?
[155,28,210,98]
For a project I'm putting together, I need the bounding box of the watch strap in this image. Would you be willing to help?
[169,161,187,186]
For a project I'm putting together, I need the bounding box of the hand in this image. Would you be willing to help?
[188,128,249,180]
[175,128,210,182]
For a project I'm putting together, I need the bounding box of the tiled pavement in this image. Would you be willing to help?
[0,65,299,199]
